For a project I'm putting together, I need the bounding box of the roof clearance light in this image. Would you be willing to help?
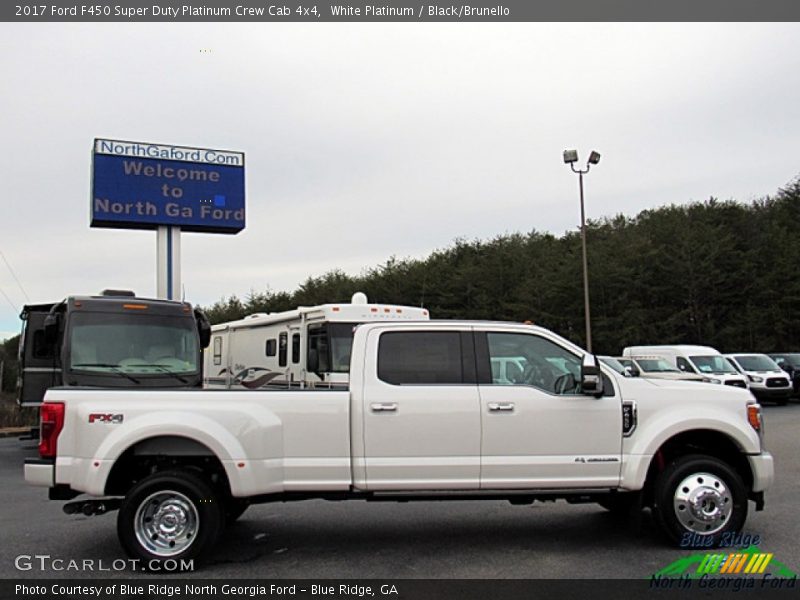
[370,308,378,313]
[123,304,148,310]
[332,307,340,312]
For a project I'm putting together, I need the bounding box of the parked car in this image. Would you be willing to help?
[490,356,527,384]
[616,357,640,377]
[627,356,706,382]
[598,356,633,377]
[622,345,748,388]
[725,354,792,405]
[767,353,800,397]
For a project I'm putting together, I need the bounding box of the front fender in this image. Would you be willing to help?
[619,402,760,490]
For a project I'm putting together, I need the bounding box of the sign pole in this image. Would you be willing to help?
[156,226,181,300]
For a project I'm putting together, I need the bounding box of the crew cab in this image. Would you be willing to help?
[25,321,773,565]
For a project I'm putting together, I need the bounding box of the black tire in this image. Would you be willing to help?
[224,498,250,525]
[117,470,224,567]
[653,454,747,548]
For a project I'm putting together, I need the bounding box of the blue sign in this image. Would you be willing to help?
[91,138,245,234]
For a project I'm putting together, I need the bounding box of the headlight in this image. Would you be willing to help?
[704,377,722,384]
[748,375,763,383]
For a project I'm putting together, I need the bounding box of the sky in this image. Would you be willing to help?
[1,22,800,338]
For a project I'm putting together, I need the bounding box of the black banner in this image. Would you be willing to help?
[3,579,800,600]
[4,0,800,23]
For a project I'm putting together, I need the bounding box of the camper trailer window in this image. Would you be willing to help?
[292,333,300,364]
[308,325,330,373]
[279,333,288,367]
[265,339,277,357]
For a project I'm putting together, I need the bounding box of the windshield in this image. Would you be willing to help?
[636,358,680,373]
[690,355,738,374]
[733,355,780,372]
[69,312,199,375]
[308,322,357,374]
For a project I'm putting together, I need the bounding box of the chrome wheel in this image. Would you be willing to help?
[134,490,199,557]
[673,471,732,535]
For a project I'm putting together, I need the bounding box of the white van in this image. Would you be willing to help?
[724,353,792,405]
[622,345,748,389]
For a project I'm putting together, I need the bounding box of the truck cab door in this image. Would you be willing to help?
[357,328,481,490]
[475,330,622,489]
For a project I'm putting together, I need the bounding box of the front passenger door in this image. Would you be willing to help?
[477,330,622,489]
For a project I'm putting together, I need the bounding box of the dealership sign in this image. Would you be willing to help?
[91,138,245,233]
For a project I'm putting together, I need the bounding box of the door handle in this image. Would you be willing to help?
[370,403,398,412]
[488,402,515,412]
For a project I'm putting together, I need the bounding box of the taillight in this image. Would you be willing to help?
[747,404,762,432]
[39,402,65,458]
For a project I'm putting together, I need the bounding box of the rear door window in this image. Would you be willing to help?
[378,331,463,385]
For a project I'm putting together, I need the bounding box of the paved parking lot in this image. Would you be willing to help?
[1,404,798,579]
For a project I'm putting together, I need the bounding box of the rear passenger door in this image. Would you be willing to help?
[360,328,481,490]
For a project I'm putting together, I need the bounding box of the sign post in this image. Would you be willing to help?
[156,226,181,300]
[91,139,245,299]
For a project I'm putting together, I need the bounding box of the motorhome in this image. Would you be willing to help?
[622,345,748,389]
[203,293,430,389]
[18,290,210,409]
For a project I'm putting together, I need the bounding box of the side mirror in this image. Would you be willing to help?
[43,313,59,345]
[581,354,604,396]
[194,309,211,349]
[307,348,319,375]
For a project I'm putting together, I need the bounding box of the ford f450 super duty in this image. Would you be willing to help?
[25,321,773,565]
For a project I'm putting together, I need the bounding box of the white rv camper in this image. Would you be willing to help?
[204,292,430,390]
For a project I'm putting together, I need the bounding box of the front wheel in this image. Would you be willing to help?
[653,454,747,547]
[117,470,224,566]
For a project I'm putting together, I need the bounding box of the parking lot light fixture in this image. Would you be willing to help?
[563,149,601,352]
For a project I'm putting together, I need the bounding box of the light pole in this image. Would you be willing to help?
[563,149,601,352]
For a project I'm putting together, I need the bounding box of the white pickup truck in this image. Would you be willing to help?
[25,320,773,565]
